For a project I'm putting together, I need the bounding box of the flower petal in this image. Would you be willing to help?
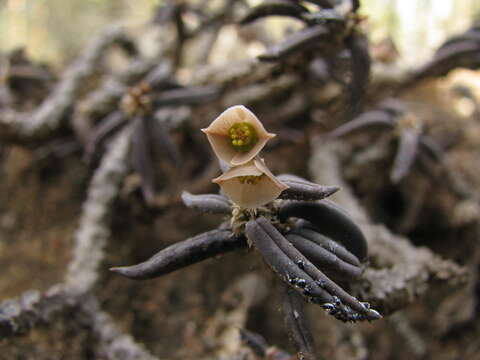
[231,133,275,166]
[212,161,263,182]
[202,105,276,166]
[203,132,238,165]
[212,158,289,208]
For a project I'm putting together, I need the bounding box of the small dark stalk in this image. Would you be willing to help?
[283,286,317,360]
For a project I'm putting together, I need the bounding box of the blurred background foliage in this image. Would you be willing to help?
[2,0,480,68]
[363,0,480,67]
[0,0,159,66]
[1,1,480,359]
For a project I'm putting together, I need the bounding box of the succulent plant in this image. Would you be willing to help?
[112,105,381,359]
[329,99,445,183]
[240,0,370,117]
[407,21,480,84]
[84,65,219,205]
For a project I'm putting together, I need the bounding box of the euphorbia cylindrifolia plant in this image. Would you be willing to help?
[112,105,381,358]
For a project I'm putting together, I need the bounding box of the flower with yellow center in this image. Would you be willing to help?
[201,105,276,166]
[212,157,289,209]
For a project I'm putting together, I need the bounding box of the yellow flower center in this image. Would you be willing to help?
[238,175,264,185]
[228,122,258,152]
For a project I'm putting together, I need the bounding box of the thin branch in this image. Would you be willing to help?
[205,274,269,358]
[0,286,74,339]
[65,127,132,295]
[0,26,130,144]
[80,295,159,360]
[1,126,132,339]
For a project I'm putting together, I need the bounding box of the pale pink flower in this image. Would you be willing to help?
[212,158,289,208]
[201,105,275,166]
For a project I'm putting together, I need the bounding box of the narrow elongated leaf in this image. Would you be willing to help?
[391,128,421,183]
[154,116,182,166]
[411,41,480,81]
[258,25,330,61]
[302,0,333,9]
[111,229,246,279]
[246,218,334,303]
[84,111,127,162]
[131,116,156,204]
[419,135,444,163]
[152,86,219,107]
[329,110,395,138]
[279,201,368,261]
[277,174,339,200]
[346,34,371,118]
[258,217,379,321]
[181,191,231,214]
[291,226,361,267]
[437,30,480,56]
[286,232,362,280]
[240,0,308,25]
